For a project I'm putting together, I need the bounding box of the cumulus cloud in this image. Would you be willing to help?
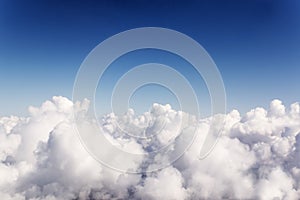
[1,96,300,199]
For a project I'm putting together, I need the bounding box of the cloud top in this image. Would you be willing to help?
[1,96,300,199]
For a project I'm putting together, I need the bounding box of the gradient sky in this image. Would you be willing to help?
[1,0,300,116]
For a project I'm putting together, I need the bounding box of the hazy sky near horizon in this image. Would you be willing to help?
[1,0,300,116]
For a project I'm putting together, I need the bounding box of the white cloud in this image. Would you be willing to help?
[0,96,300,199]
[136,167,187,200]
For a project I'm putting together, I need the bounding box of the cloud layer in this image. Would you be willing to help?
[1,96,300,199]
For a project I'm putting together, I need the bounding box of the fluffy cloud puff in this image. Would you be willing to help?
[0,96,300,199]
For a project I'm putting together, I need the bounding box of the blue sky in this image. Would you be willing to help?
[1,0,300,116]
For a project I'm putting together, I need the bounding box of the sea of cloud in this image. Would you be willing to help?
[1,96,300,199]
